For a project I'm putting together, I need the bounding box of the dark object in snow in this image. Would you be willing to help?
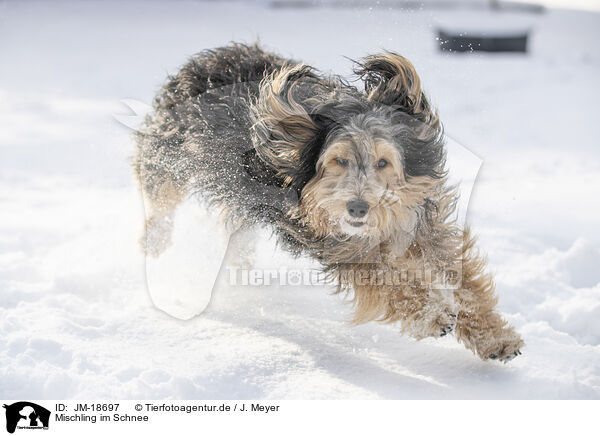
[437,28,529,53]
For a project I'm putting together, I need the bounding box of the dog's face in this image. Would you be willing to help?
[300,115,410,240]
[252,53,445,243]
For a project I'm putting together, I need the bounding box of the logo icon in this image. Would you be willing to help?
[3,402,50,434]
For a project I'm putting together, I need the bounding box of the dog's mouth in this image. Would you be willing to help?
[339,216,370,236]
[345,219,367,228]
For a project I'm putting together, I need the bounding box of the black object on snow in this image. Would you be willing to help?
[437,29,528,53]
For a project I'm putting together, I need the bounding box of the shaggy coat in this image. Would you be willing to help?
[134,43,524,362]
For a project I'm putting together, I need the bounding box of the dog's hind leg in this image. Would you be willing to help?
[453,232,524,362]
[141,178,185,257]
[224,226,258,270]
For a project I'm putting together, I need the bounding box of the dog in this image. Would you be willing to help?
[133,43,524,362]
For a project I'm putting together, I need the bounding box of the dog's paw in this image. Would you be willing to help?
[423,290,457,338]
[485,333,524,363]
[489,349,522,363]
[439,313,457,337]
[400,290,457,340]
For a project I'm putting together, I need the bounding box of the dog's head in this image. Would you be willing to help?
[251,53,445,243]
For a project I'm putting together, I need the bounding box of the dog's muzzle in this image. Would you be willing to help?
[346,199,369,219]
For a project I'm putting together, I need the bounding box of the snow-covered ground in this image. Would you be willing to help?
[1,0,599,399]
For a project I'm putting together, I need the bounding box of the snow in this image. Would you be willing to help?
[435,11,538,35]
[1,0,599,399]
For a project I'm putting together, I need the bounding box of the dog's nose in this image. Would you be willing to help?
[347,199,369,218]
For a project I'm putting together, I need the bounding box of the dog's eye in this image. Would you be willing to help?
[335,158,349,168]
[376,159,388,169]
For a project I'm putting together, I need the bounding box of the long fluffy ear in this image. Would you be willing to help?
[251,64,335,192]
[355,52,445,179]
[354,52,437,126]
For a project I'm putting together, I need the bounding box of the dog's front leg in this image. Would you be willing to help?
[388,254,458,339]
[348,261,458,340]
[453,234,524,362]
[392,285,458,340]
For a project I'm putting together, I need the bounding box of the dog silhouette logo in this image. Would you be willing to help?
[3,402,50,434]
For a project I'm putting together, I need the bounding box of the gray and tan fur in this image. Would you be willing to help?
[133,43,523,362]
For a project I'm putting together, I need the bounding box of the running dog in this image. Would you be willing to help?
[133,43,523,362]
